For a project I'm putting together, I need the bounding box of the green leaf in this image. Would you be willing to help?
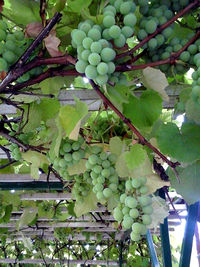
[67,0,92,13]
[123,90,162,130]
[125,144,146,170]
[142,67,169,102]
[17,208,38,230]
[21,234,33,251]
[107,85,129,111]
[74,190,98,217]
[109,137,124,156]
[39,77,67,96]
[0,205,12,223]
[22,151,49,179]
[156,122,200,163]
[168,161,200,205]
[59,97,88,138]
[185,97,200,124]
[38,203,54,219]
[3,0,40,26]
[67,159,86,175]
[24,99,60,132]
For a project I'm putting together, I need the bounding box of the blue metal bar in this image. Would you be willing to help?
[159,189,172,267]
[179,202,199,267]
[0,181,65,190]
[146,230,160,267]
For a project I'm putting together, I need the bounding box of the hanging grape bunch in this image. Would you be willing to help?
[85,145,120,202]
[113,177,153,241]
[72,173,92,202]
[72,0,137,85]
[52,137,86,179]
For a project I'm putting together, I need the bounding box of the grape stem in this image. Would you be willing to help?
[0,12,62,91]
[89,79,179,169]
[116,0,200,59]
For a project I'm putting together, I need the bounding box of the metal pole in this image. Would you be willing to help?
[0,182,64,190]
[146,230,160,267]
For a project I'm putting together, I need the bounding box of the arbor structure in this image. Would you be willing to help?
[0,0,200,266]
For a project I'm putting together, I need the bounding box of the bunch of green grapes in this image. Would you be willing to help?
[85,145,119,202]
[148,35,199,75]
[71,0,137,86]
[52,137,86,179]
[113,177,153,241]
[72,173,92,202]
[191,51,200,103]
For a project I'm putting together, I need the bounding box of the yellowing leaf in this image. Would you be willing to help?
[74,190,98,217]
[109,137,124,156]
[67,159,87,175]
[125,144,146,170]
[142,67,169,102]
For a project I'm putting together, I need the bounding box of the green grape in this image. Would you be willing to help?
[99,39,109,48]
[102,160,110,168]
[145,20,157,34]
[120,2,132,15]
[142,214,152,225]
[122,206,130,215]
[63,143,72,153]
[188,44,198,55]
[0,20,7,30]
[132,178,142,189]
[109,183,118,191]
[81,50,90,61]
[138,0,147,6]
[88,154,99,165]
[75,60,88,73]
[64,153,72,162]
[109,25,121,39]
[122,216,133,229]
[0,58,8,71]
[59,159,67,168]
[129,208,139,219]
[72,30,86,45]
[100,152,107,160]
[162,27,173,38]
[104,11,115,17]
[130,232,141,241]
[6,33,15,41]
[121,26,134,38]
[0,29,6,41]
[132,222,144,234]
[101,168,110,178]
[120,193,127,203]
[14,31,24,41]
[148,38,158,49]
[88,53,101,66]
[113,207,123,222]
[156,34,165,46]
[139,196,152,207]
[72,151,81,161]
[85,65,97,79]
[96,74,108,85]
[101,48,116,62]
[114,34,126,48]
[82,37,93,49]
[125,196,138,208]
[194,53,200,65]
[72,141,81,151]
[94,165,102,174]
[91,146,102,154]
[180,51,190,62]
[125,180,132,190]
[103,188,112,198]
[143,205,153,215]
[94,183,104,191]
[114,0,123,11]
[97,176,105,183]
[108,154,117,163]
[124,14,137,27]
[91,42,102,53]
[103,16,115,28]
[104,5,116,15]
[0,43,4,54]
[80,23,91,34]
[88,29,101,41]
[96,191,104,200]
[97,62,108,75]
[5,40,16,52]
[102,29,112,40]
[139,186,149,194]
[107,62,115,74]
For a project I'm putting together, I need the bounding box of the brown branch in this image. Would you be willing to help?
[40,0,47,27]
[117,0,200,59]
[0,12,62,92]
[90,79,179,169]
[0,160,16,170]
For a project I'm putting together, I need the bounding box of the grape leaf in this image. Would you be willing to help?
[67,159,86,175]
[156,122,200,163]
[185,97,200,124]
[67,0,92,13]
[17,208,38,230]
[142,67,169,102]
[168,161,200,205]
[109,137,124,156]
[2,0,40,25]
[125,144,146,170]
[74,190,98,217]
[21,234,33,251]
[22,151,49,179]
[123,90,162,130]
[148,196,169,230]
[107,85,129,112]
[59,97,88,137]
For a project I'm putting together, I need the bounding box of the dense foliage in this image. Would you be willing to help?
[0,0,200,265]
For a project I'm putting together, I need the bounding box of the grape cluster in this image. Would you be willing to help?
[72,0,137,86]
[52,137,86,179]
[85,145,119,202]
[72,173,92,202]
[191,51,200,103]
[113,177,153,241]
[148,35,200,76]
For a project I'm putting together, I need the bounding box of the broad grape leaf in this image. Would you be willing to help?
[107,85,129,111]
[22,151,49,179]
[53,0,67,12]
[38,204,54,219]
[67,159,86,175]
[74,190,98,217]
[17,208,38,230]
[185,97,200,124]
[123,90,162,130]
[125,144,146,170]
[156,122,200,163]
[109,137,124,156]
[67,0,92,13]
[142,67,169,102]
[0,204,12,223]
[59,97,88,137]
[168,161,200,205]
[148,196,169,230]
[44,32,63,57]
[2,0,40,25]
